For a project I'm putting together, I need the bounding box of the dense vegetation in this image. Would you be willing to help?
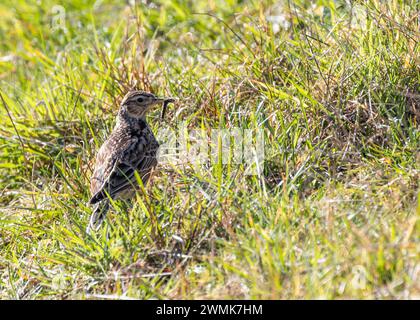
[0,0,418,299]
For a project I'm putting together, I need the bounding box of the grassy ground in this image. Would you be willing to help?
[0,0,418,299]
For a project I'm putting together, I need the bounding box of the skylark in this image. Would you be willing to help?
[87,91,174,233]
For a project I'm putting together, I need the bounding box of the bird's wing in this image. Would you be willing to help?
[89,131,157,205]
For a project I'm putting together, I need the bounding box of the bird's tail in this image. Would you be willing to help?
[86,200,110,234]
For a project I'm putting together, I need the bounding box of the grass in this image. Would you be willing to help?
[0,0,418,299]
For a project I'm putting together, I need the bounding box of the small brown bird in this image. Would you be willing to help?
[87,91,174,233]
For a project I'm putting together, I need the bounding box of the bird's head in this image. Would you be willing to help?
[119,91,174,119]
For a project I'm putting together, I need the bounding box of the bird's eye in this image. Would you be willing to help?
[137,97,144,103]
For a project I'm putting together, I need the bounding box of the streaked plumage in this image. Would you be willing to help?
[87,91,173,233]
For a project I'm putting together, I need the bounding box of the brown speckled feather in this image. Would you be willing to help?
[89,119,158,205]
